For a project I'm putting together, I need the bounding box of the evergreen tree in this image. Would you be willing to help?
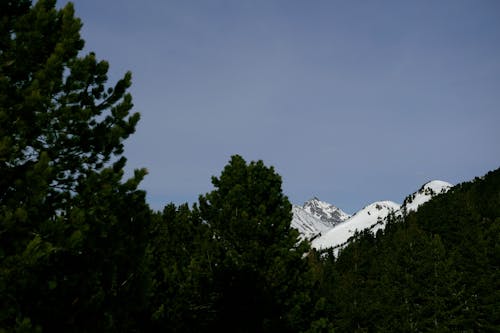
[0,1,149,331]
[198,155,312,332]
[147,203,216,331]
[316,168,500,332]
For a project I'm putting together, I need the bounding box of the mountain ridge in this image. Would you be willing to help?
[292,180,453,252]
[291,198,350,240]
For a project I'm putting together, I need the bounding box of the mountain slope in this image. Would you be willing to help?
[302,197,350,226]
[291,198,350,240]
[401,180,452,213]
[302,180,453,252]
[312,201,400,252]
[315,168,500,332]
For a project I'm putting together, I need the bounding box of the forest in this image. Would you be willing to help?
[1,1,499,332]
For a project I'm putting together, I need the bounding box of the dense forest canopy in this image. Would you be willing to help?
[1,1,498,332]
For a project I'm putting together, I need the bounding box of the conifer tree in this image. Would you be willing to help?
[198,155,312,332]
[0,1,149,331]
[317,168,500,332]
[147,203,216,331]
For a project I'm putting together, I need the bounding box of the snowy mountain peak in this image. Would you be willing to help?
[291,198,350,240]
[402,180,453,213]
[293,180,453,252]
[312,200,400,252]
[352,200,401,218]
[291,206,331,240]
[302,198,350,227]
[310,180,453,254]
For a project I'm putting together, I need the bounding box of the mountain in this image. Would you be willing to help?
[312,169,500,332]
[302,197,351,226]
[312,200,400,253]
[291,198,350,240]
[401,180,452,213]
[292,180,453,253]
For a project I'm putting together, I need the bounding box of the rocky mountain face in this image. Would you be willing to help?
[401,180,452,213]
[311,200,400,254]
[302,197,350,227]
[292,180,453,252]
[291,198,350,240]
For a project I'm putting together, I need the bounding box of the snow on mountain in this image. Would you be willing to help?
[303,197,351,226]
[291,206,331,240]
[291,198,350,240]
[312,201,400,253]
[303,180,453,255]
[401,180,452,213]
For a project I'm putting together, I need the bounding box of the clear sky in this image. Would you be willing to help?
[65,0,500,213]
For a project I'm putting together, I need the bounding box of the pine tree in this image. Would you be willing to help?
[147,203,217,331]
[0,1,149,331]
[322,168,500,332]
[198,155,312,332]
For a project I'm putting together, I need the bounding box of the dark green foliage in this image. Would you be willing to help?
[314,168,500,332]
[198,155,313,332]
[2,1,498,332]
[1,1,149,331]
[144,156,317,332]
[147,203,216,331]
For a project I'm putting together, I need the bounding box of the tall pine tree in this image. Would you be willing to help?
[198,155,313,332]
[0,1,150,331]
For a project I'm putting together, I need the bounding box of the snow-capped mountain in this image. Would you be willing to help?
[303,197,350,226]
[312,201,400,253]
[291,198,350,240]
[293,180,453,254]
[401,180,452,213]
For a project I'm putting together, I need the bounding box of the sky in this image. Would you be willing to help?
[64,0,500,213]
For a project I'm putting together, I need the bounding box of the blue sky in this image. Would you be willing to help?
[66,0,500,213]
